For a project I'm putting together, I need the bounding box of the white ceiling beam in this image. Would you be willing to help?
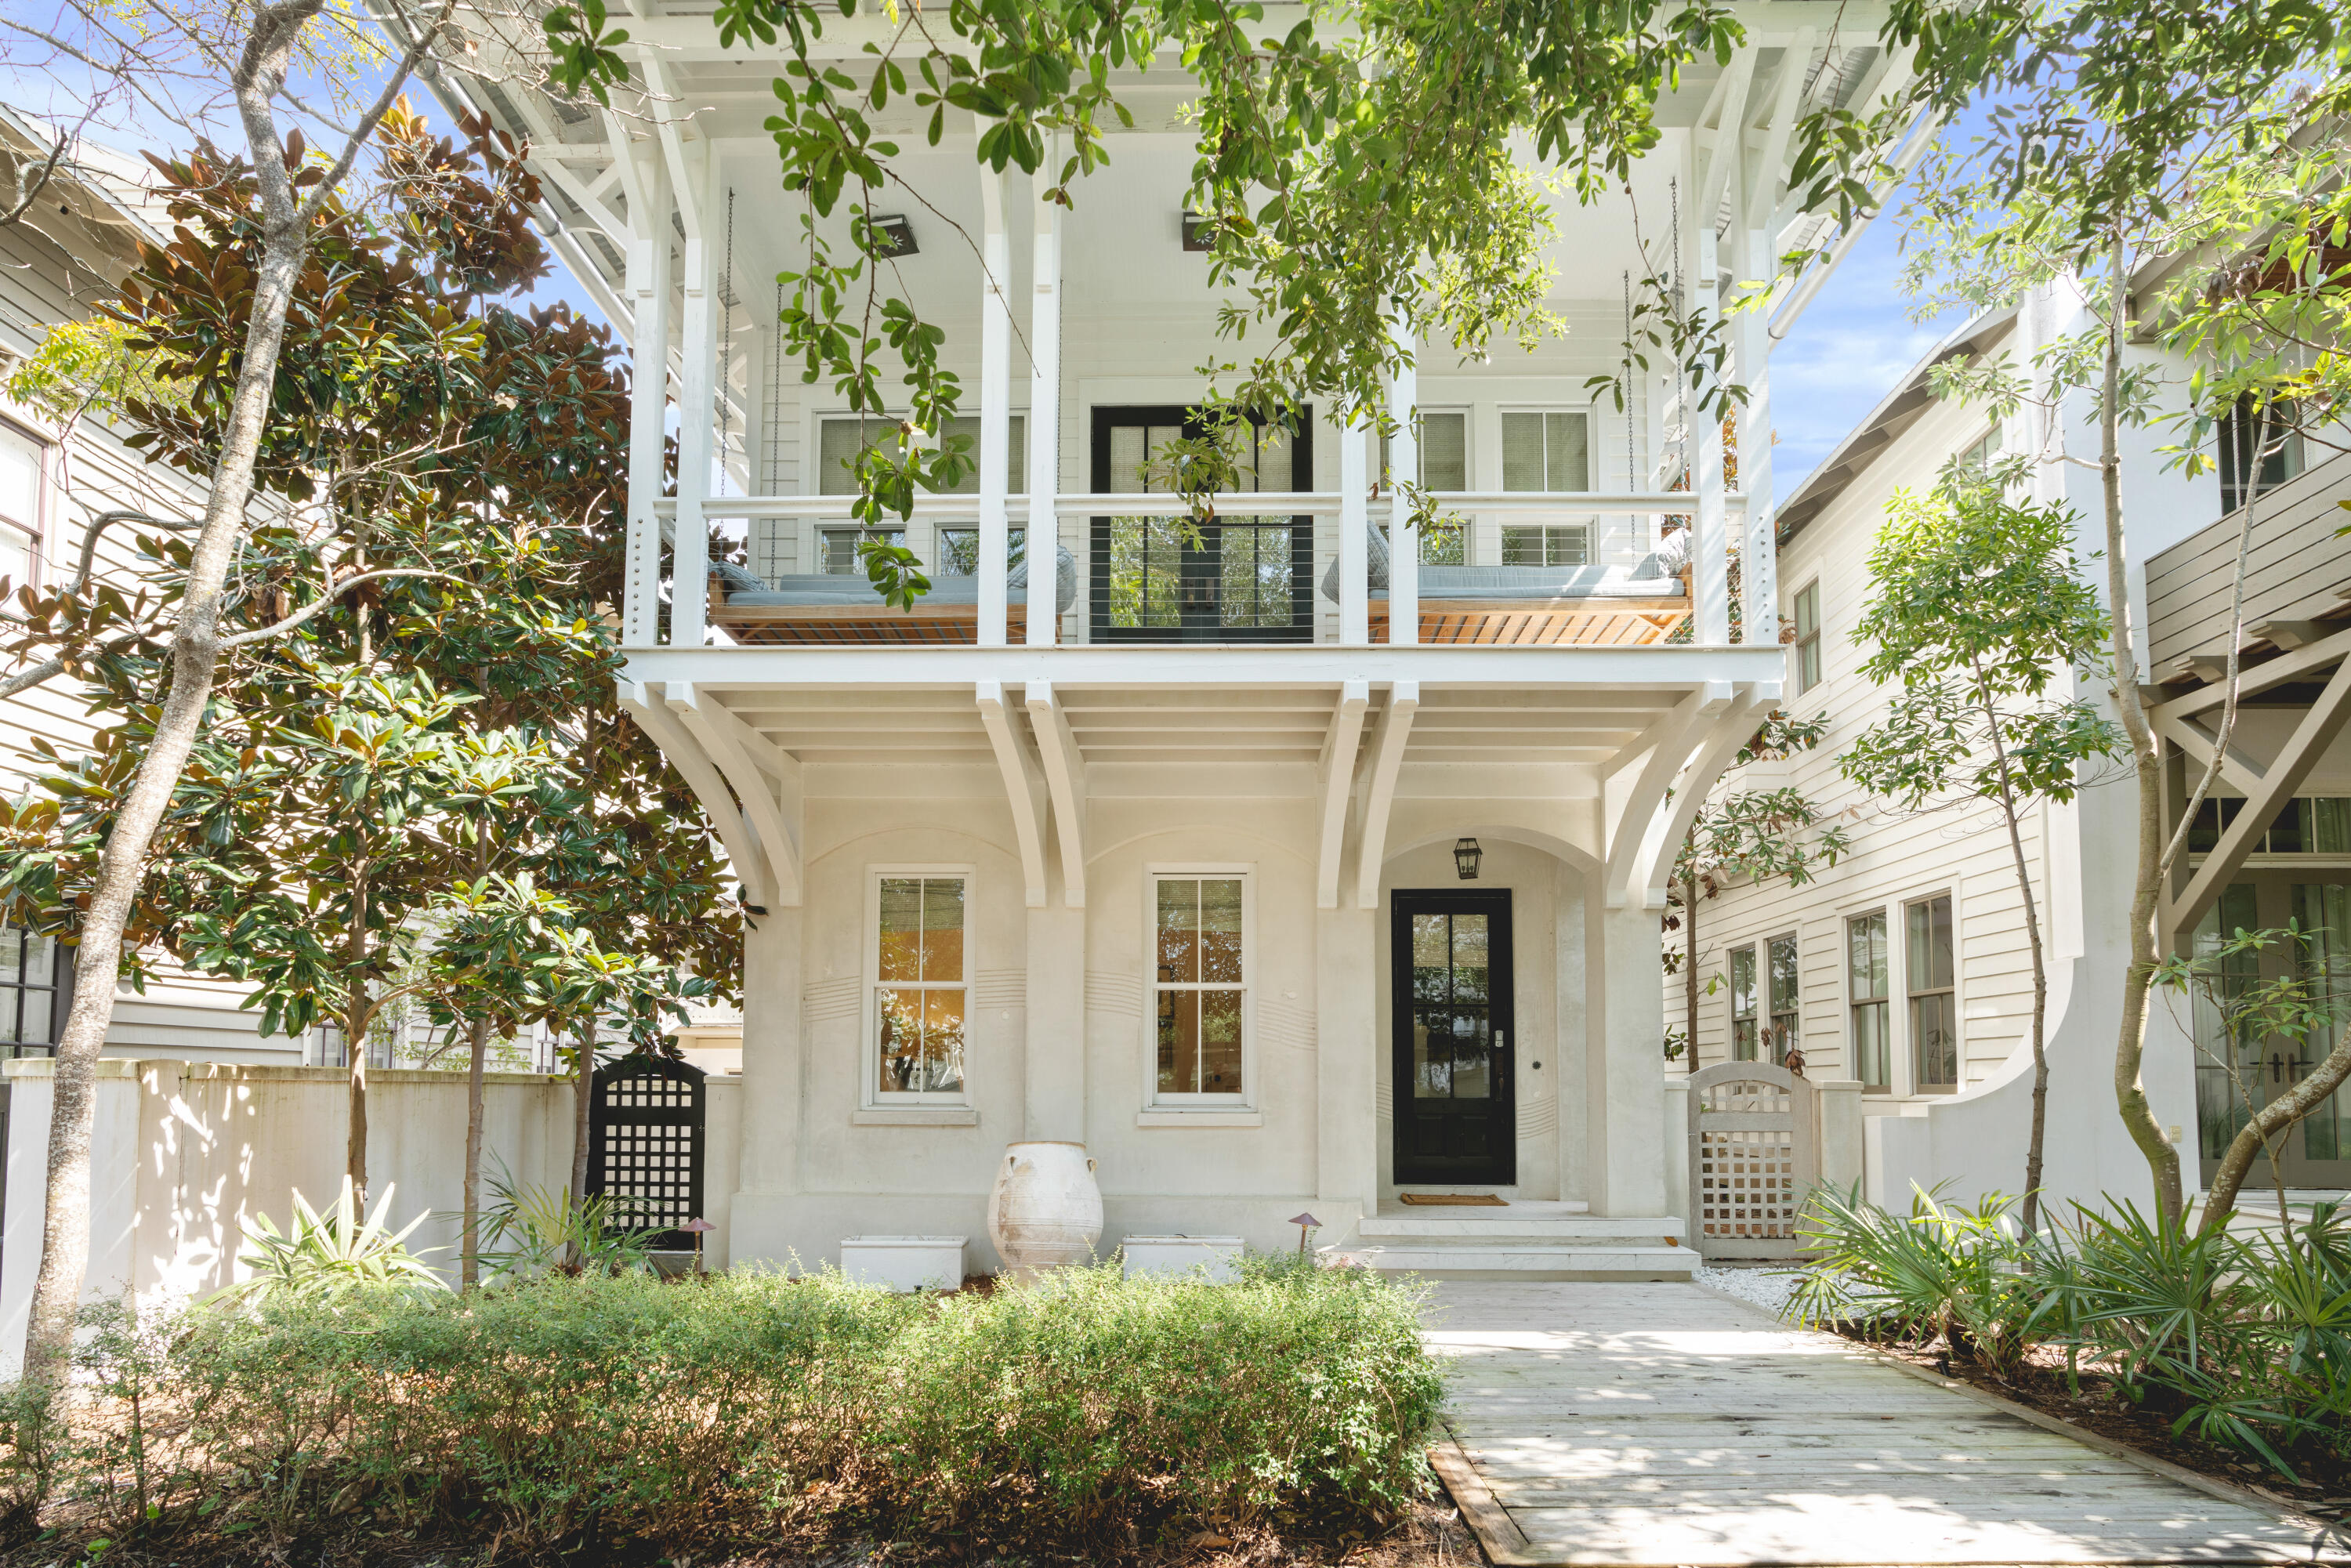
[1603,681,1731,908]
[668,682,802,907]
[1744,27,1816,228]
[1027,681,1089,907]
[1638,684,1780,910]
[1697,49,1759,234]
[1353,682,1420,909]
[1316,679,1372,909]
[621,680,772,908]
[976,680,1050,907]
[639,55,703,241]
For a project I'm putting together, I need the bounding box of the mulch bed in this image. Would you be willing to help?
[6,1497,1478,1568]
[1833,1331,2351,1526]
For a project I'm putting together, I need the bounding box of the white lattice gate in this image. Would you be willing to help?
[1687,1062,1818,1260]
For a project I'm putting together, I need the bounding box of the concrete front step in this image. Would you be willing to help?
[1352,1242,1696,1280]
[1359,1213,1688,1243]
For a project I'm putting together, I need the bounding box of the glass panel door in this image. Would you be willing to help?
[1089,405,1313,642]
[2192,877,2351,1189]
[1393,889,1516,1184]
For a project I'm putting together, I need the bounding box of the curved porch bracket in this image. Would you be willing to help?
[1317,679,1371,909]
[977,679,1050,907]
[1026,681,1088,907]
[619,679,775,910]
[1603,681,1731,910]
[1638,682,1781,911]
[668,682,803,908]
[1353,680,1419,909]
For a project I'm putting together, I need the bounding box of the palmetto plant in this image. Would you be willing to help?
[222,1179,444,1305]
[1787,1184,2050,1376]
[476,1158,663,1283]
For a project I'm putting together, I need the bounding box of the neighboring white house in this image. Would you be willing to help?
[1681,281,2351,1213]
[386,2,1930,1278]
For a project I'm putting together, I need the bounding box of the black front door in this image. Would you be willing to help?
[1393,889,1516,1185]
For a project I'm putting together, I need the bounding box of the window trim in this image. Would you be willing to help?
[1766,930,1799,1067]
[1727,941,1759,1063]
[1791,578,1822,693]
[0,416,51,591]
[1904,890,1960,1095]
[862,864,978,1110]
[1378,405,1472,492]
[1143,863,1256,1111]
[1845,907,1893,1094]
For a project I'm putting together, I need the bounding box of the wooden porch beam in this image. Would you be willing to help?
[2153,621,2351,717]
[1354,681,1419,908]
[668,682,802,907]
[1027,681,1089,907]
[2170,653,2351,932]
[621,680,772,908]
[2154,712,2266,797]
[1317,679,1371,909]
[977,680,1051,907]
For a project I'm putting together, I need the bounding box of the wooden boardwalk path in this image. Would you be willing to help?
[1423,1280,2351,1566]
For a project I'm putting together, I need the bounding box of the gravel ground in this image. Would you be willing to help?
[1693,1262,1808,1318]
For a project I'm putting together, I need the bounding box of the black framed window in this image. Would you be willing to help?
[0,924,67,1058]
[1089,405,1313,643]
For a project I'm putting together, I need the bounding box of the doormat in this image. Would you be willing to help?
[1398,1193,1507,1207]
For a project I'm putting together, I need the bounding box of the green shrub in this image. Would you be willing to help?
[160,1256,1441,1552]
[1786,1189,2351,1481]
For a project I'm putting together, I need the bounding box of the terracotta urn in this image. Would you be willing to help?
[987,1141,1102,1280]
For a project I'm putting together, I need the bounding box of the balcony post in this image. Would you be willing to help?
[620,150,672,649]
[1339,412,1370,646]
[1692,223,1730,646]
[1024,161,1063,647]
[1386,317,1418,645]
[977,169,1012,647]
[1737,224,1779,650]
[671,143,719,651]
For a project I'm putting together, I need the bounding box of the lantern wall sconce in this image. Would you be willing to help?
[1454,837,1483,880]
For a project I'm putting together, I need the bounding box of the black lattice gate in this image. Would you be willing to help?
[587,1054,707,1249]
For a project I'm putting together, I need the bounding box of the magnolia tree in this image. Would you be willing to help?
[1842,478,2124,1233]
[1886,0,2351,1224]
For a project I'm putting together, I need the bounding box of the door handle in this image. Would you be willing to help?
[1493,1031,1507,1053]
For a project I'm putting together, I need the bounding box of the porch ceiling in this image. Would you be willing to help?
[712,684,1683,771]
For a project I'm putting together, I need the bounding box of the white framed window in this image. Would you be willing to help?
[865,868,973,1105]
[936,527,1027,575]
[1791,580,1821,693]
[1501,523,1590,567]
[815,413,1024,496]
[1906,892,1958,1092]
[1728,942,1759,1062]
[1499,410,1590,493]
[1378,408,1469,491]
[0,422,46,592]
[1847,910,1891,1092]
[818,526,907,575]
[1147,867,1252,1106]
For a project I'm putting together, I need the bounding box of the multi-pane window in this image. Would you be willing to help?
[1379,411,1469,491]
[1106,421,1297,632]
[1728,943,1759,1062]
[1907,893,1958,1091]
[1500,411,1591,492]
[1958,427,2002,476]
[2188,796,2351,855]
[818,415,1024,495]
[0,424,44,592]
[1849,911,1890,1090]
[1153,875,1245,1099]
[935,527,1027,575]
[2219,396,2302,512]
[819,527,907,575]
[1501,524,1591,567]
[1792,581,1821,693]
[1767,934,1799,1066]
[874,875,967,1099]
[0,925,63,1055]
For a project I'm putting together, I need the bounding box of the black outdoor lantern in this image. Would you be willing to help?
[1453,837,1483,880]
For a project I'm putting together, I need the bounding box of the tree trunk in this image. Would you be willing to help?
[461,1016,491,1289]
[20,153,306,1401]
[1972,670,2051,1233]
[15,0,447,1400]
[2201,1027,2351,1233]
[571,1027,594,1204]
[2098,236,2184,1226]
[1683,870,1701,1074]
[344,863,373,1200]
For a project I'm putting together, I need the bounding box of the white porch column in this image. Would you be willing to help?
[1737,226,1778,646]
[1386,317,1418,645]
[977,170,1012,647]
[1025,850,1087,1142]
[730,906,802,1262]
[1692,222,1730,646]
[671,144,719,651]
[1339,415,1370,646]
[1316,905,1378,1219]
[1584,886,1670,1217]
[620,152,672,649]
[1024,169,1063,646]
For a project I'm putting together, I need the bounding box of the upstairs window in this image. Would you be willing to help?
[817,415,1025,496]
[2218,397,2302,512]
[1379,410,1469,491]
[936,527,1027,575]
[1501,524,1591,567]
[1500,411,1590,493]
[0,424,44,592]
[1792,581,1821,693]
[818,527,907,575]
